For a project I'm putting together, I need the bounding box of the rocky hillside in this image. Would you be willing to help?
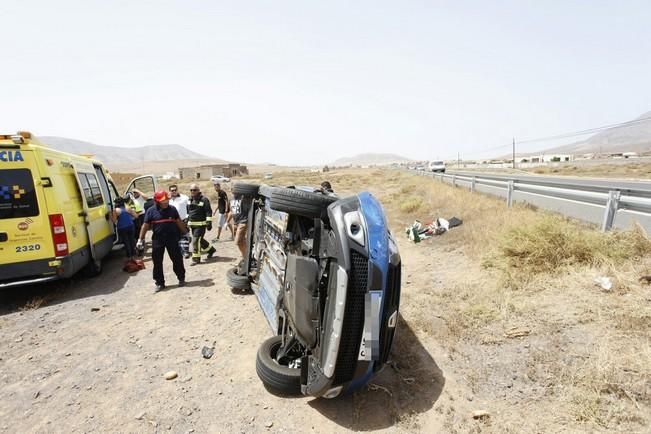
[37,136,214,164]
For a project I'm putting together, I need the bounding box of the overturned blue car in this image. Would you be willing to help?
[226,183,401,398]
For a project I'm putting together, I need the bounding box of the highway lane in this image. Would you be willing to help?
[445,170,651,195]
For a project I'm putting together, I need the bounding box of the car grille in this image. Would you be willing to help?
[379,262,401,365]
[333,251,368,385]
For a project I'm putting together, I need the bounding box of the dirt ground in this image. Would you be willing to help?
[1,170,649,433]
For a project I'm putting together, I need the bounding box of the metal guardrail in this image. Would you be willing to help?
[415,170,651,233]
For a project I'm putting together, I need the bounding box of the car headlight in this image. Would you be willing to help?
[344,210,365,247]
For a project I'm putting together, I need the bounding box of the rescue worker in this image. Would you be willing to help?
[137,191,187,292]
[187,183,216,265]
[168,184,191,258]
[129,189,147,242]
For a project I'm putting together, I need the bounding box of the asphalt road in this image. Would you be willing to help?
[445,170,651,195]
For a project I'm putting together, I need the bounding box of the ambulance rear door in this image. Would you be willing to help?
[0,146,54,266]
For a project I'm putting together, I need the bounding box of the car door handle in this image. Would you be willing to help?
[104,212,110,221]
[78,211,88,217]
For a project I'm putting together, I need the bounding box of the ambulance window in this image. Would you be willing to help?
[79,173,104,208]
[93,165,111,205]
[86,175,104,207]
[108,180,120,203]
[0,169,39,219]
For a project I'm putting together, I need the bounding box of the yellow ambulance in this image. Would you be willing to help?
[0,132,156,288]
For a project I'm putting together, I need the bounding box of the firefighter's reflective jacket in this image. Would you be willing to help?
[187,194,213,227]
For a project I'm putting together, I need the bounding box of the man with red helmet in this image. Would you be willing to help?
[137,190,188,292]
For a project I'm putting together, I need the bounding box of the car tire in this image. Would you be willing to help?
[226,266,250,290]
[232,183,260,196]
[269,187,337,219]
[82,258,102,278]
[256,336,301,395]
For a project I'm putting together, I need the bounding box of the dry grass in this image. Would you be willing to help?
[399,196,424,213]
[19,296,49,310]
[376,170,651,431]
[483,215,651,287]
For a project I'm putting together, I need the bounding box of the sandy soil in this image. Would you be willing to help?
[2,171,648,433]
[0,222,484,433]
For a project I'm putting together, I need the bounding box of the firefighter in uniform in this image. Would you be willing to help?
[187,183,217,265]
[137,190,187,292]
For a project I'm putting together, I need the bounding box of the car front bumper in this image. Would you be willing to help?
[303,192,401,397]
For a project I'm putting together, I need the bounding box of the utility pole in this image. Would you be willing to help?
[457,152,460,168]
[512,137,516,169]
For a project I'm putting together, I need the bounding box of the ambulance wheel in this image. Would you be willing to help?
[226,267,250,290]
[232,183,259,196]
[82,258,103,278]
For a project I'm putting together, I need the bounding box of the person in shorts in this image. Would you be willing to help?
[212,182,234,241]
[230,192,252,259]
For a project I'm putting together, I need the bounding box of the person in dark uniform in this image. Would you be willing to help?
[137,190,187,292]
[187,183,216,265]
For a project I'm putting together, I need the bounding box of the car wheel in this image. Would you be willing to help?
[269,187,337,219]
[232,183,260,196]
[82,258,102,278]
[256,336,301,395]
[226,266,250,290]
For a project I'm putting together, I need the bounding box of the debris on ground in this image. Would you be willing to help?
[594,276,613,291]
[164,371,178,380]
[472,410,490,420]
[201,345,215,359]
[639,275,651,284]
[405,217,463,242]
[90,307,100,312]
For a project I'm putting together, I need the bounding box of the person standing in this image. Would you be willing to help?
[129,189,147,242]
[137,191,187,292]
[231,192,253,260]
[112,198,137,260]
[213,182,234,241]
[168,184,191,258]
[187,184,216,265]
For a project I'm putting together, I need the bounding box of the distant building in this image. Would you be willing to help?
[527,154,574,163]
[179,163,248,180]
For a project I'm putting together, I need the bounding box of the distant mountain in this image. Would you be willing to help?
[36,136,225,172]
[537,111,651,156]
[332,153,412,166]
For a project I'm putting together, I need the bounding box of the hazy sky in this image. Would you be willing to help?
[2,1,650,165]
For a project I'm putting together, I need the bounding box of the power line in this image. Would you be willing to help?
[466,114,651,157]
[516,115,651,145]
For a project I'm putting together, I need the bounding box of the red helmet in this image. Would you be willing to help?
[154,190,169,202]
